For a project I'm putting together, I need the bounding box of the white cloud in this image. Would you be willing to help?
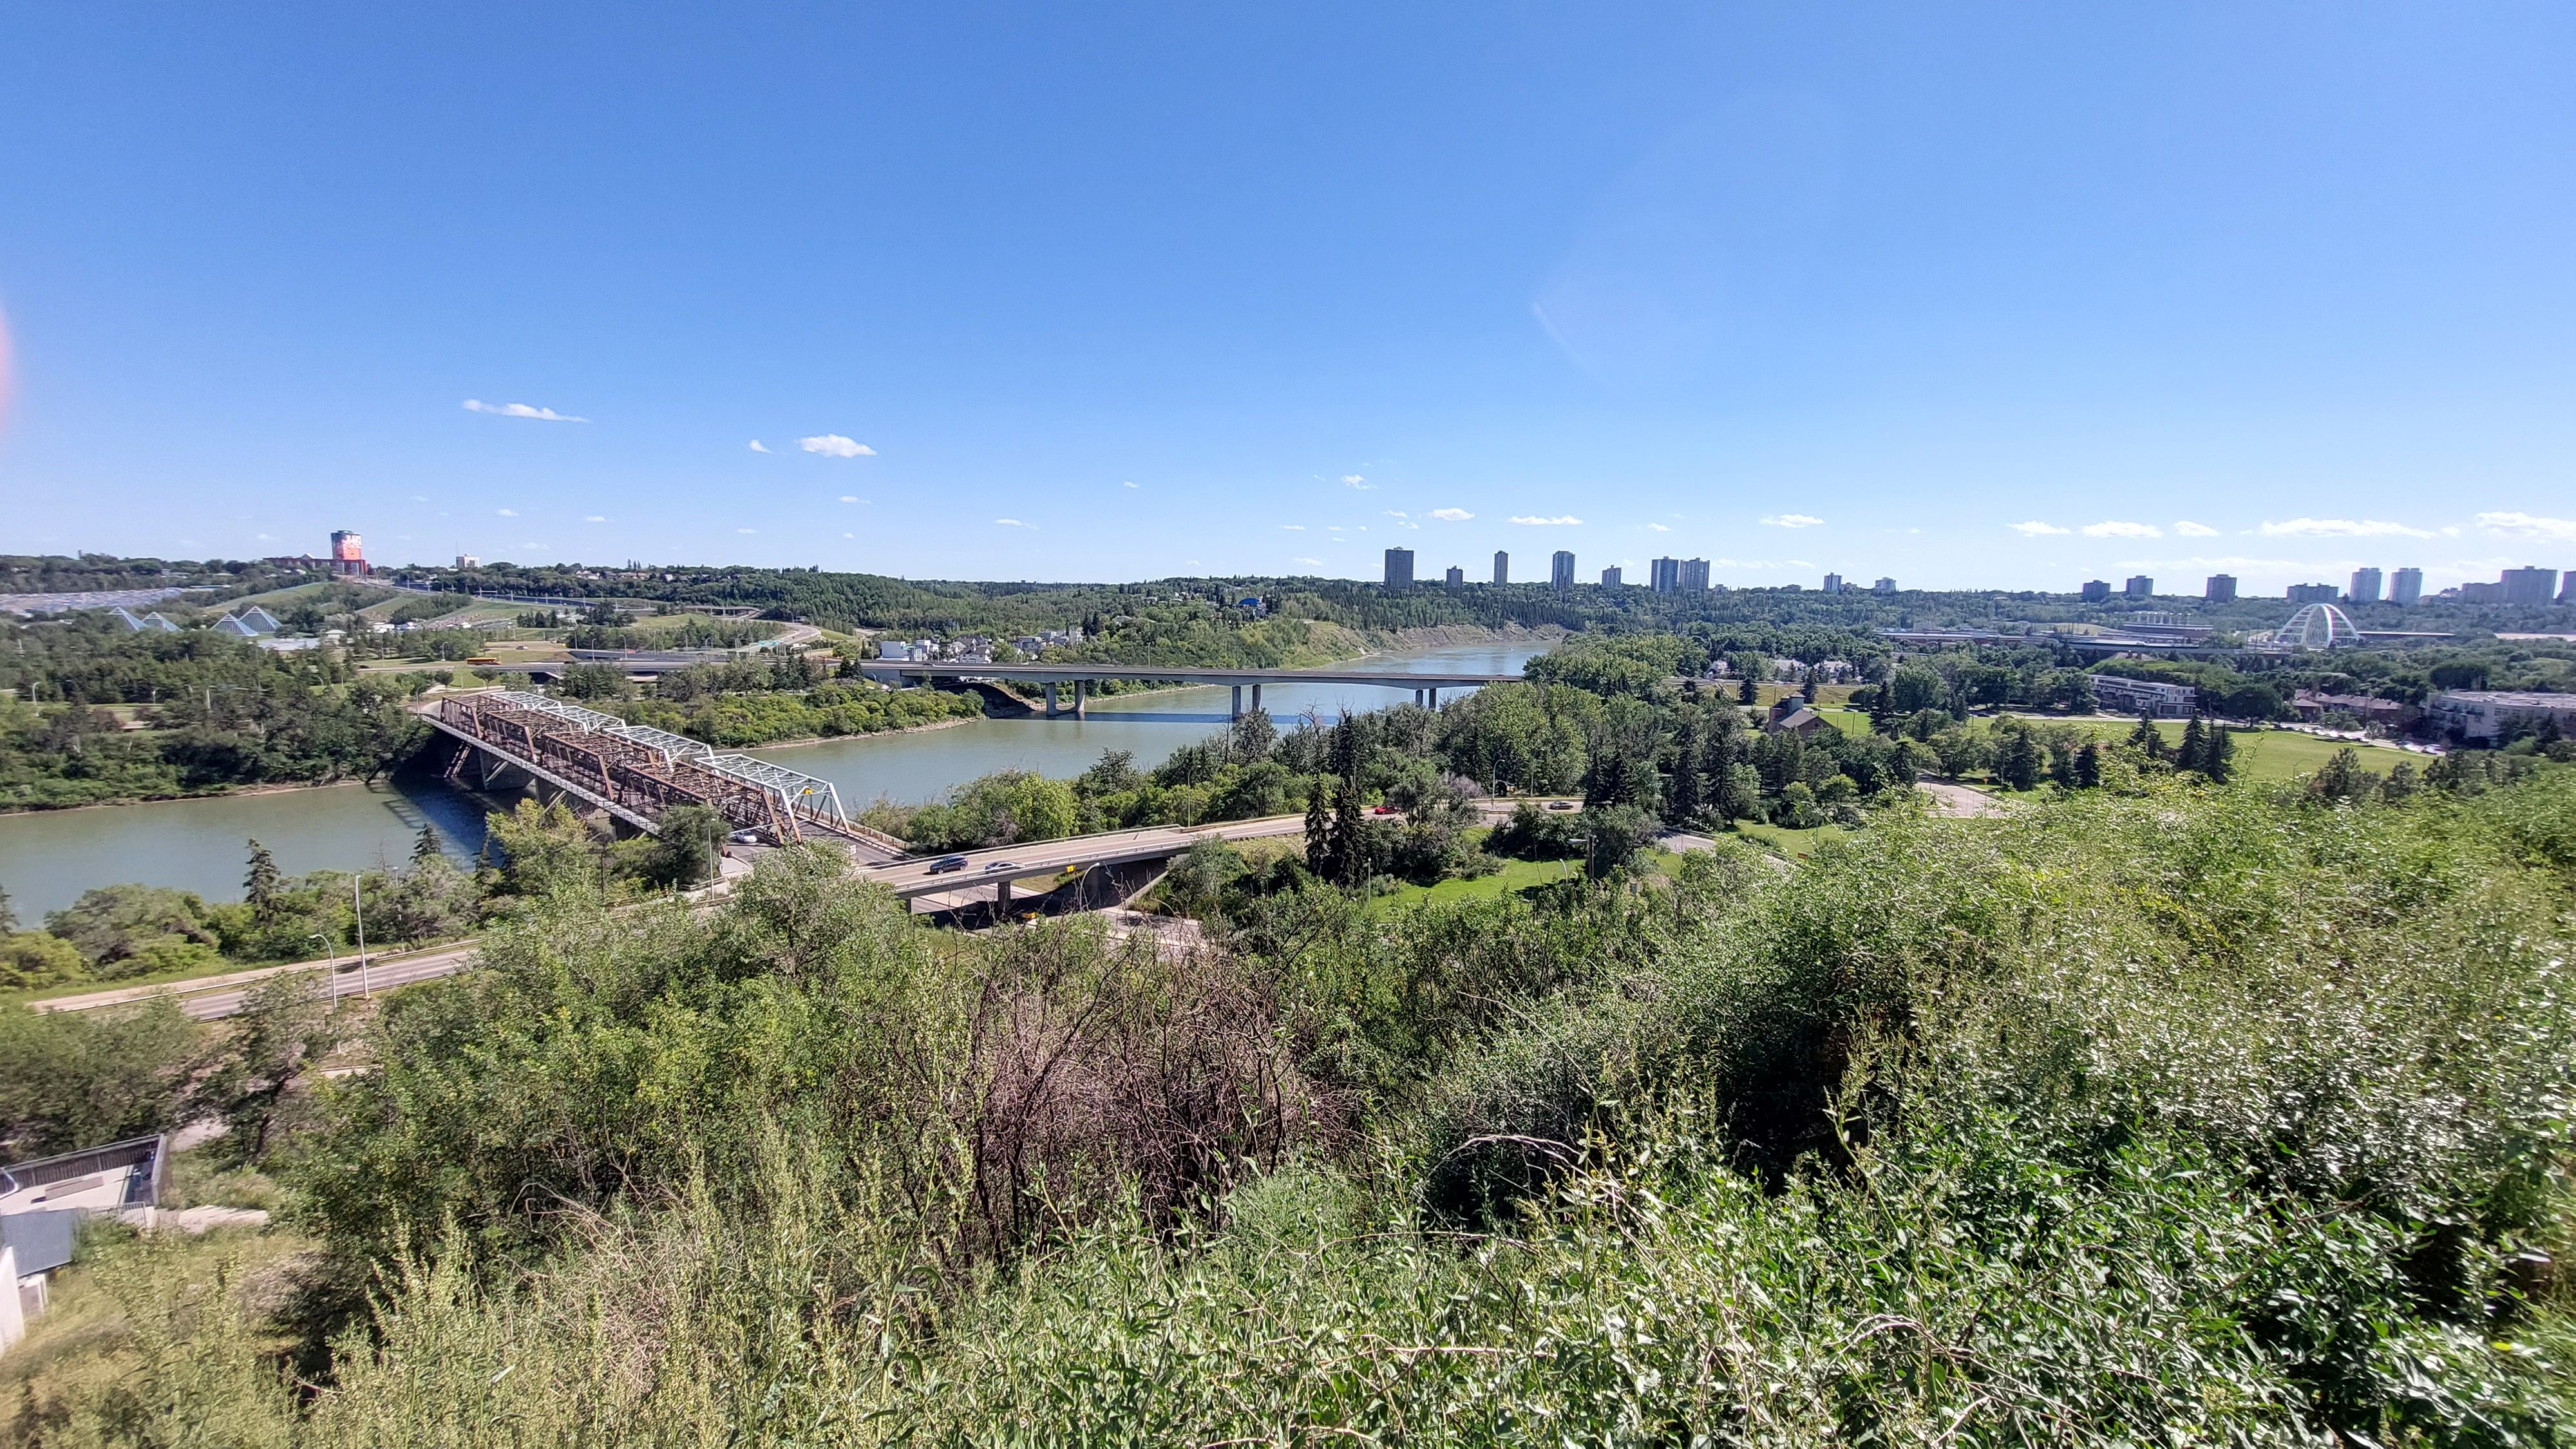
[2081,520,2162,538]
[584,515,606,523]
[1281,524,1305,531]
[2258,517,2434,538]
[2174,520,2220,537]
[1385,510,1408,518]
[749,440,772,453]
[410,494,428,502]
[843,532,855,539]
[1122,481,1139,489]
[1396,520,1419,529]
[1646,523,1670,531]
[2009,520,2070,536]
[1510,515,1582,526]
[1343,475,1373,489]
[737,527,756,535]
[1760,513,1823,529]
[2476,511,2576,542]
[495,508,518,517]
[995,518,1032,528]
[800,434,875,458]
[464,399,587,422]
[1428,507,1473,522]
[1293,557,1323,567]
[839,495,862,504]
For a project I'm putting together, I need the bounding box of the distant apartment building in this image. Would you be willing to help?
[2427,690,2576,744]
[1650,556,1680,592]
[1822,573,1844,594]
[2390,567,2423,606]
[1492,551,1509,585]
[2459,581,2501,603]
[1444,565,1464,585]
[328,530,369,577]
[1678,558,1710,591]
[2286,583,2340,604]
[2090,674,2201,719]
[1551,551,1575,591]
[1873,577,1896,594]
[2348,567,2383,604]
[2502,566,2561,607]
[1383,547,1414,588]
[2204,574,2237,603]
[454,554,480,570]
[2080,580,2112,603]
[1600,565,1622,587]
[2122,575,2154,600]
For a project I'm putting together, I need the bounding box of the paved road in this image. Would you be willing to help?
[858,661,1520,689]
[1918,781,2009,818]
[873,814,1313,903]
[34,941,485,1021]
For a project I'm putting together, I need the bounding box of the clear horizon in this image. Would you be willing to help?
[3,4,2573,594]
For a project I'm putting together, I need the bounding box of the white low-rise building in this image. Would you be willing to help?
[2090,674,2201,718]
[2426,690,2576,744]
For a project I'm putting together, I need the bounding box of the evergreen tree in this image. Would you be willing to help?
[412,825,441,866]
[2074,741,2103,788]
[244,839,281,922]
[2202,723,2235,783]
[2126,714,2168,762]
[1303,782,1332,878]
[1666,717,1704,824]
[2177,716,2209,774]
[0,882,14,934]
[1738,674,1757,706]
[1329,777,1368,887]
[1801,671,1820,704]
[1868,684,1895,734]
[1996,729,2043,791]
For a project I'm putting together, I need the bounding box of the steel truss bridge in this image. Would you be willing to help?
[425,691,905,857]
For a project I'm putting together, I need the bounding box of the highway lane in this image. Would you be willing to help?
[871,814,1311,902]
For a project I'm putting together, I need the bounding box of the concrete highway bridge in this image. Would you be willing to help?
[422,691,909,857]
[855,661,1522,718]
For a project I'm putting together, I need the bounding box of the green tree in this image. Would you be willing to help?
[44,884,225,979]
[1994,728,2043,791]
[651,804,732,888]
[1,931,88,990]
[2073,741,2103,789]
[2176,715,2208,773]
[2126,714,2168,762]
[207,972,350,1164]
[486,798,600,898]
[0,1000,205,1160]
[244,838,281,922]
[1578,802,1658,878]
[412,824,442,866]
[2307,747,2377,802]
[2201,724,2235,783]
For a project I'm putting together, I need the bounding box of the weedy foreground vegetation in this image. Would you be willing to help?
[8,755,2576,1444]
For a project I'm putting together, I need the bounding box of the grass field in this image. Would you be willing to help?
[1823,707,2416,786]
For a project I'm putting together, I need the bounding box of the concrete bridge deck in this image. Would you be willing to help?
[855,660,1523,717]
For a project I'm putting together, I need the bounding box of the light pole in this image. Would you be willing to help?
[314,933,337,1007]
[350,873,372,997]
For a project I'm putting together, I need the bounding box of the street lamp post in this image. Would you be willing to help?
[314,933,337,1006]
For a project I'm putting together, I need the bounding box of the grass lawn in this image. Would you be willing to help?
[1363,855,1587,912]
[1730,820,1848,857]
[1998,717,2418,784]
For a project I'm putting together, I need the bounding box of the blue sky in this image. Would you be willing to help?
[3,3,2573,594]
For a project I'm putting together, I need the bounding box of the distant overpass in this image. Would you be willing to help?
[855,661,1524,717]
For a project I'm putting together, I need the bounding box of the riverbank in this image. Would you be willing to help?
[1371,621,1568,654]
[708,711,981,752]
[0,776,374,817]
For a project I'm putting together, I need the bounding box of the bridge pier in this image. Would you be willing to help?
[1231,685,1242,721]
[1075,679,1087,717]
[1045,681,1059,716]
[1428,687,1439,708]
[1251,683,1262,714]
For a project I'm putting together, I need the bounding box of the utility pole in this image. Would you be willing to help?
[351,873,372,996]
[314,933,337,1007]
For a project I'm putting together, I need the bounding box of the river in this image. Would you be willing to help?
[0,641,1545,918]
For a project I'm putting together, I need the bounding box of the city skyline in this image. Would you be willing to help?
[4,5,2575,591]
